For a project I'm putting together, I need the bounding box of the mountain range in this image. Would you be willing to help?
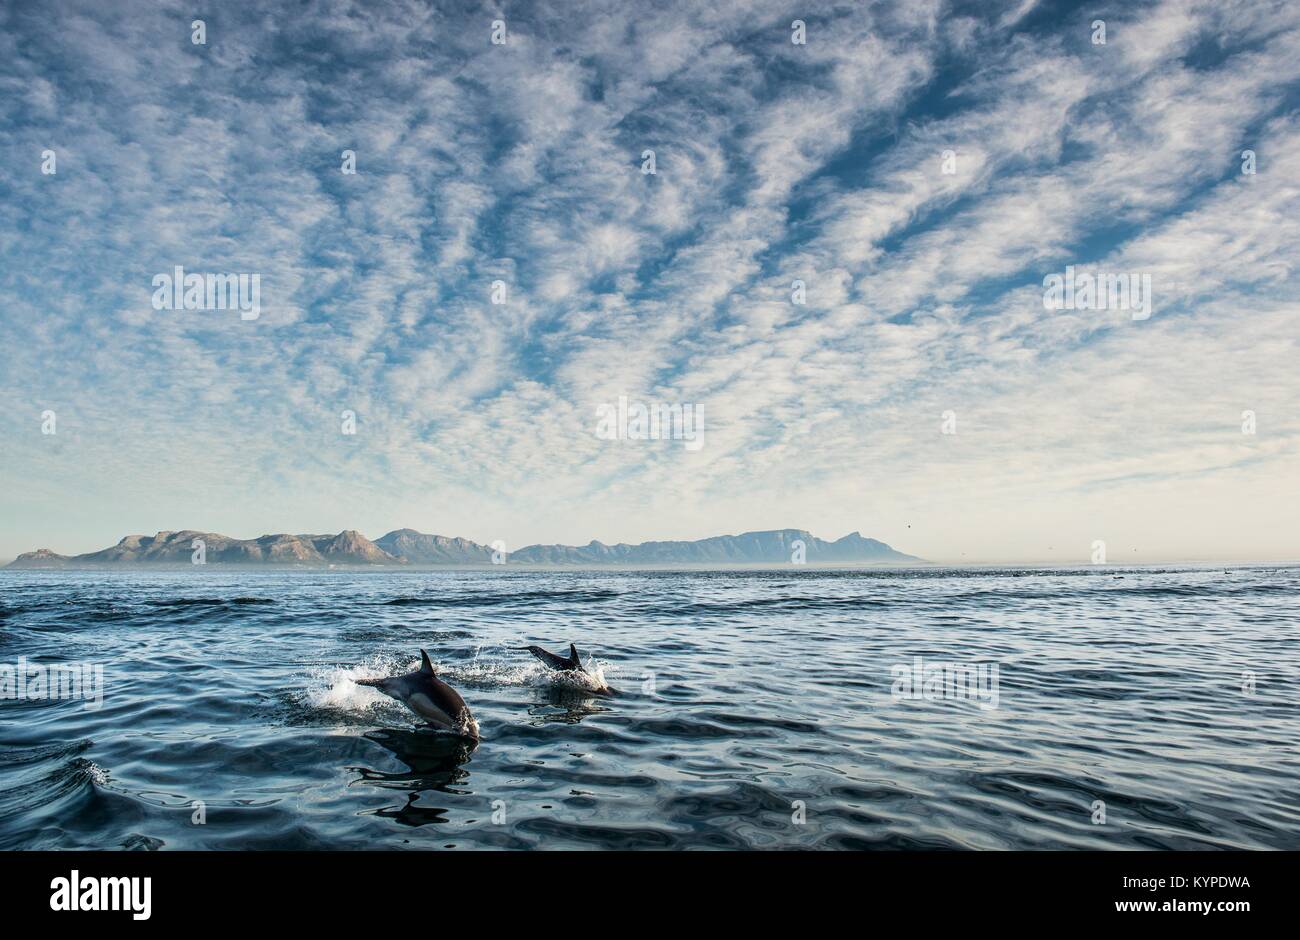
[6,528,919,568]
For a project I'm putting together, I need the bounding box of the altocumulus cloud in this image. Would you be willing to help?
[0,0,1298,562]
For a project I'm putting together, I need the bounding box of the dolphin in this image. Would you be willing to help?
[519,642,582,671]
[516,642,616,696]
[356,649,480,739]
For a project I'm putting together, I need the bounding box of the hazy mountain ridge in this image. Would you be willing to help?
[7,528,920,568]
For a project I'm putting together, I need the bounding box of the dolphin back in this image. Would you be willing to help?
[426,672,470,718]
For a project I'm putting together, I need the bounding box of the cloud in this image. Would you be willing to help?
[0,0,1297,563]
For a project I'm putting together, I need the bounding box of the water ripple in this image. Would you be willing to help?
[0,565,1297,849]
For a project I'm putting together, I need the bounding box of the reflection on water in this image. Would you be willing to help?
[1,566,1298,849]
[525,687,616,725]
[356,728,476,789]
[354,729,476,827]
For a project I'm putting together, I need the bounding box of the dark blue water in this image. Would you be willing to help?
[1,566,1297,850]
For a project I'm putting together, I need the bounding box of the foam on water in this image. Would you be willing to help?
[306,654,411,713]
[445,647,615,694]
[446,651,544,687]
[83,760,110,787]
[548,658,612,694]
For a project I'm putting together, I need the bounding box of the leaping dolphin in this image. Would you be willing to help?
[356,649,480,739]
[516,642,616,696]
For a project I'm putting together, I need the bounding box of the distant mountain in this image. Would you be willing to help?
[510,529,913,565]
[319,530,396,565]
[8,548,71,568]
[16,529,398,567]
[373,529,494,565]
[6,528,920,568]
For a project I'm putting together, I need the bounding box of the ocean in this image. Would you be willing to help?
[1,566,1296,850]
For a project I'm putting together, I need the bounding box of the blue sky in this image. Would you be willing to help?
[1,0,1298,563]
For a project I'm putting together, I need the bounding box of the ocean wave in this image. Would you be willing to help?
[3,565,1298,849]
[148,597,277,607]
[381,588,619,608]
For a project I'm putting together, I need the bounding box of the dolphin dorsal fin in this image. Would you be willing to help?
[569,643,581,668]
[419,649,435,675]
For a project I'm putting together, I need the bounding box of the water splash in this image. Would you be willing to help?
[442,646,616,693]
[82,760,110,787]
[306,654,410,713]
[548,658,612,694]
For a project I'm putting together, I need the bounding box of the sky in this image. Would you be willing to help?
[1,0,1298,565]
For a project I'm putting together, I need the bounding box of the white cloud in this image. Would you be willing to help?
[0,0,1297,563]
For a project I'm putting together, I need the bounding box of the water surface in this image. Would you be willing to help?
[1,566,1296,849]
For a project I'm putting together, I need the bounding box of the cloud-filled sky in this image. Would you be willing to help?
[1,0,1298,564]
